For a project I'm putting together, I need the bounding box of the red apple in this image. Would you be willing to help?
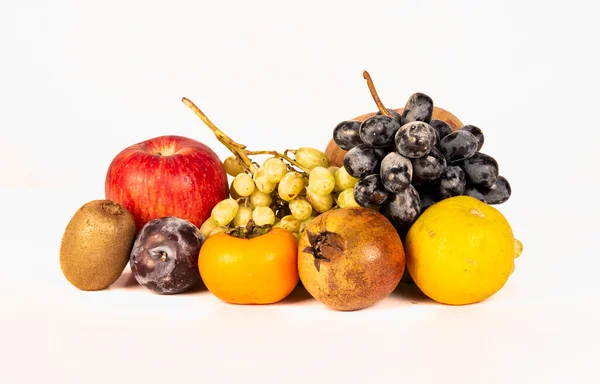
[105,135,229,232]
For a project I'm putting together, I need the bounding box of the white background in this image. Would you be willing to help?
[1,0,599,383]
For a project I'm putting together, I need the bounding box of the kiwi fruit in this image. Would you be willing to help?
[60,199,136,291]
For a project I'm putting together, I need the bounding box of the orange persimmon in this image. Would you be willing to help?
[198,228,299,304]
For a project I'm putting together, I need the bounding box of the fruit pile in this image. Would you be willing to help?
[204,149,339,238]
[330,72,512,237]
[59,71,523,311]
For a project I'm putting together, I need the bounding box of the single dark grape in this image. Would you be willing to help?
[395,121,436,158]
[429,119,453,146]
[333,120,363,150]
[379,206,411,241]
[402,92,434,123]
[380,184,421,225]
[376,109,403,125]
[419,193,437,213]
[461,125,484,151]
[359,115,400,148]
[353,174,390,208]
[438,130,479,164]
[465,176,511,204]
[464,185,486,202]
[411,147,447,181]
[459,152,499,188]
[343,144,379,178]
[380,152,412,193]
[438,165,466,200]
[486,176,512,204]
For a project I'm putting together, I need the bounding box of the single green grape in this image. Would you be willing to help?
[308,166,336,196]
[233,206,253,227]
[199,217,219,239]
[306,187,333,213]
[209,225,229,237]
[232,173,255,197]
[337,188,360,208]
[253,167,277,193]
[289,198,313,220]
[252,206,275,226]
[249,189,273,208]
[211,198,239,226]
[278,171,305,201]
[295,147,329,170]
[514,239,523,258]
[263,157,288,183]
[223,156,245,177]
[278,215,301,232]
[335,166,359,191]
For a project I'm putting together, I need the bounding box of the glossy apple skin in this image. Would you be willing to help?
[105,135,228,232]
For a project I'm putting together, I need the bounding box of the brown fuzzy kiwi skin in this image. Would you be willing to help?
[60,199,136,291]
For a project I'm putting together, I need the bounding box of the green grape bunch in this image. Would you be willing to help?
[182,97,358,240]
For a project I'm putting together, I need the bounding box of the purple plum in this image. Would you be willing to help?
[130,216,204,294]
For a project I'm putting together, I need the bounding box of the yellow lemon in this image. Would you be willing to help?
[405,195,520,305]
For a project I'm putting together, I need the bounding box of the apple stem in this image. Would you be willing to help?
[182,97,310,174]
[363,70,391,117]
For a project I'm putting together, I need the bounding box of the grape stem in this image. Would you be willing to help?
[246,150,306,171]
[182,97,310,174]
[363,70,391,117]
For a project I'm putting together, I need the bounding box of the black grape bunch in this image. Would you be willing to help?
[332,71,511,236]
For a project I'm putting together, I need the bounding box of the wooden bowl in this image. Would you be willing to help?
[325,106,464,167]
